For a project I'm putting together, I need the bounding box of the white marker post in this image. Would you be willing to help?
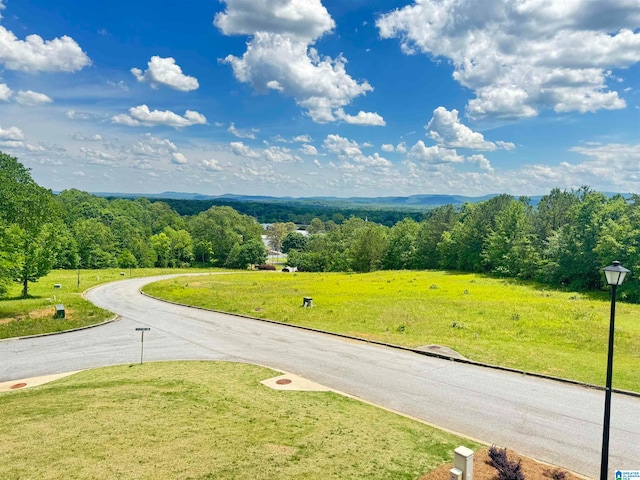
[135,327,150,364]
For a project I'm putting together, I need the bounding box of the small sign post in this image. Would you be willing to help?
[135,327,150,364]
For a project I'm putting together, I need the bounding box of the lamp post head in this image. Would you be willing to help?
[603,261,630,286]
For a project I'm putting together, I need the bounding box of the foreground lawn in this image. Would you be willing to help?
[0,362,478,479]
[0,268,211,339]
[144,271,640,392]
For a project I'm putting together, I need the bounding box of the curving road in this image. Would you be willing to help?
[1,274,639,476]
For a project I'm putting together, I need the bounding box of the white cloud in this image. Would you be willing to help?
[0,83,11,101]
[229,141,301,163]
[408,141,465,164]
[496,141,516,151]
[79,147,117,165]
[381,144,394,152]
[467,154,494,172]
[0,126,25,141]
[107,80,129,91]
[15,90,52,107]
[66,109,100,121]
[214,0,335,40]
[323,134,391,166]
[228,123,257,139]
[171,152,188,164]
[230,141,260,158]
[128,134,178,157]
[299,144,318,155]
[336,109,386,126]
[313,159,322,168]
[131,56,199,92]
[112,105,206,128]
[201,159,223,171]
[0,26,91,72]
[377,0,639,119]
[217,0,373,123]
[263,146,301,163]
[426,107,498,150]
[396,142,407,154]
[293,134,312,143]
[72,132,103,142]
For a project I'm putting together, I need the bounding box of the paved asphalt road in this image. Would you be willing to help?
[1,274,639,476]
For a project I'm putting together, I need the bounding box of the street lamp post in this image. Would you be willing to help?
[600,260,629,480]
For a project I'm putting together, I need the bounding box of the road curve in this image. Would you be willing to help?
[2,274,639,476]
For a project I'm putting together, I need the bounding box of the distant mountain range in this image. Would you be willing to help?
[93,191,529,208]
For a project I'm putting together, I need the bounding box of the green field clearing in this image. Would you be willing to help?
[0,268,212,339]
[0,362,478,479]
[144,271,640,392]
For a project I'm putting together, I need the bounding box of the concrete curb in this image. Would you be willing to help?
[140,288,640,400]
[11,315,120,341]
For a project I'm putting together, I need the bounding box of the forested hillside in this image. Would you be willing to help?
[129,197,427,226]
[1,152,638,301]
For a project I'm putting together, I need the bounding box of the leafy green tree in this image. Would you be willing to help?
[307,218,325,234]
[226,239,267,269]
[117,249,138,269]
[150,232,171,267]
[286,249,328,272]
[74,218,117,269]
[383,218,419,270]
[443,195,513,272]
[553,190,609,289]
[282,231,308,253]
[414,204,459,269]
[193,239,214,265]
[266,222,296,252]
[187,206,262,266]
[165,227,194,266]
[350,223,388,272]
[0,223,21,296]
[483,199,540,278]
[0,152,61,297]
[534,188,578,244]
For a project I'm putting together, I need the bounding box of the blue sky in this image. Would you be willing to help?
[1,0,639,197]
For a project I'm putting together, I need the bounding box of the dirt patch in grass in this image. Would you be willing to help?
[0,306,64,324]
[419,448,582,480]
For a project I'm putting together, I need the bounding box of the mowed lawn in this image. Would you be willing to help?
[144,271,640,392]
[0,362,479,479]
[0,268,212,339]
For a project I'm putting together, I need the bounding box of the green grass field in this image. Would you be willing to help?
[0,268,211,339]
[143,271,640,392]
[0,362,479,479]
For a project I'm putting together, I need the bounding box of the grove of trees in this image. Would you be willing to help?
[0,153,266,297]
[286,189,640,302]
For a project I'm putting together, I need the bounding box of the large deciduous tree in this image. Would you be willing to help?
[0,152,60,297]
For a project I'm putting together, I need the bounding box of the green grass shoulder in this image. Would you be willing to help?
[0,362,479,479]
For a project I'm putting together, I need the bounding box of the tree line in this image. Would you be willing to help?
[283,189,640,301]
[147,197,426,226]
[2,151,638,301]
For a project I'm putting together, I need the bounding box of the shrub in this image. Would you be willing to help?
[257,264,276,271]
[545,469,566,480]
[488,446,525,480]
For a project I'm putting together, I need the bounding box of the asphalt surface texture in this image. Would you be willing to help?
[1,274,639,477]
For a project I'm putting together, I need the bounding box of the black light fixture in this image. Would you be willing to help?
[600,261,629,480]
